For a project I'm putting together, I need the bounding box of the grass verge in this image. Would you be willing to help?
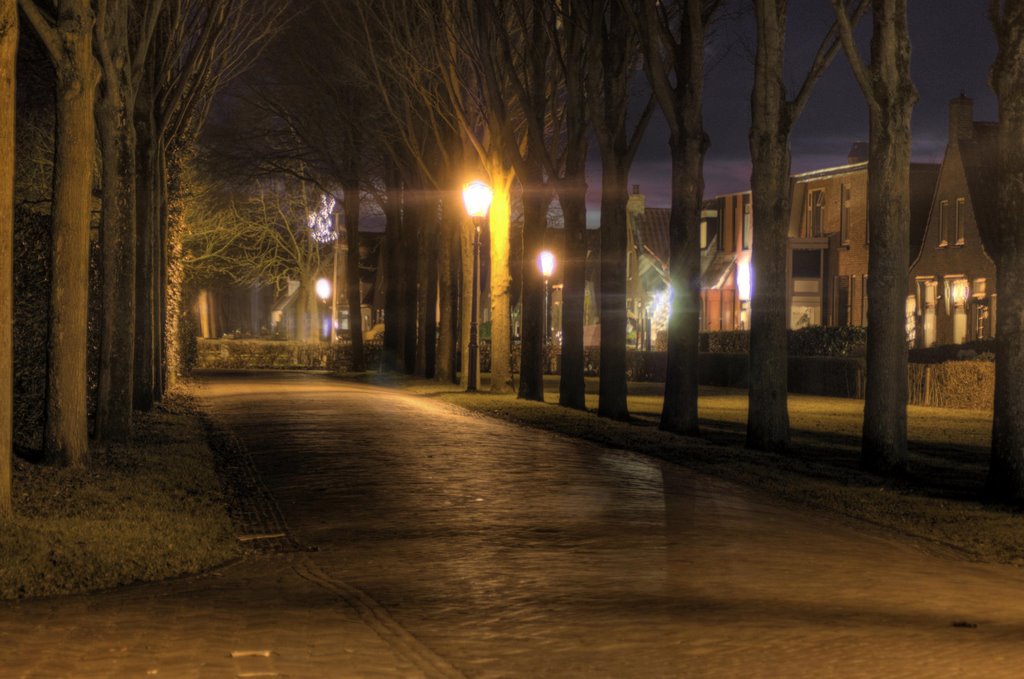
[345,372,1024,568]
[0,388,239,600]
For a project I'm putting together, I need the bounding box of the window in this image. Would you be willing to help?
[840,184,851,244]
[938,200,950,247]
[742,196,752,250]
[700,220,708,249]
[955,197,966,245]
[807,189,825,237]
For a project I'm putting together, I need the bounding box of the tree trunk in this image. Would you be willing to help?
[489,169,513,394]
[415,198,437,378]
[558,181,587,410]
[0,0,15,517]
[597,158,629,420]
[860,3,916,474]
[747,3,791,451]
[95,81,137,443]
[660,138,703,435]
[382,160,403,371]
[987,3,1024,502]
[401,187,418,373]
[747,137,791,450]
[435,190,459,383]
[45,0,95,466]
[862,105,913,472]
[343,180,364,371]
[517,177,549,402]
[133,100,156,410]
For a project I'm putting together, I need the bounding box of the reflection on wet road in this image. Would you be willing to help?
[199,372,1024,677]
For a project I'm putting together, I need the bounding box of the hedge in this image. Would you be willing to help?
[13,208,101,451]
[908,361,994,409]
[699,326,867,357]
[196,338,385,372]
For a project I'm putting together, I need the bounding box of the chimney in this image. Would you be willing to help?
[949,93,974,141]
[847,141,868,164]
[627,185,645,216]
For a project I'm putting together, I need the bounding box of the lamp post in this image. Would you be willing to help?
[538,250,555,342]
[462,181,493,392]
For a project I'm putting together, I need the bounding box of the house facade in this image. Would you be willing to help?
[786,150,938,331]
[626,187,733,344]
[701,191,750,331]
[908,95,998,347]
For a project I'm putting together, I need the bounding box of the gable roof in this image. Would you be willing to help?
[909,162,941,254]
[958,121,1000,257]
[632,207,671,265]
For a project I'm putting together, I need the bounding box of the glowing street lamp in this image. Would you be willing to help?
[462,181,493,392]
[538,250,555,342]
[315,277,332,302]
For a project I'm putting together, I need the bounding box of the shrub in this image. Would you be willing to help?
[908,361,994,409]
[788,325,867,357]
[697,326,867,357]
[178,311,199,377]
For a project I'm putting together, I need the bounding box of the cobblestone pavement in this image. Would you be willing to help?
[3,370,1024,677]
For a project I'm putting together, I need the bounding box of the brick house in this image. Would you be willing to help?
[627,188,738,343]
[701,191,751,331]
[908,95,998,347]
[787,148,938,330]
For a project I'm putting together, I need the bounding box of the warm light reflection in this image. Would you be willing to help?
[315,277,331,301]
[737,258,752,302]
[538,250,555,278]
[462,181,493,219]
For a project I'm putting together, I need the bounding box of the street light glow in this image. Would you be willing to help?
[315,277,332,301]
[538,250,555,278]
[462,181,493,219]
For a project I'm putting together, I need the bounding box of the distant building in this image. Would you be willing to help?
[909,95,998,347]
[701,191,750,331]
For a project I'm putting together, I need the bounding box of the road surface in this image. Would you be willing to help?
[2,370,1023,677]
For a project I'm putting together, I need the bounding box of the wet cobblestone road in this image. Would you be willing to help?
[3,370,1024,677]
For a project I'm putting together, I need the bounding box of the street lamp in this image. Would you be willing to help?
[537,250,555,343]
[462,180,493,392]
[315,277,332,302]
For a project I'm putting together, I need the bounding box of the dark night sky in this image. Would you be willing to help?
[620,1,998,215]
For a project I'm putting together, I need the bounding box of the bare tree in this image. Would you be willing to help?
[552,0,591,410]
[745,0,865,451]
[0,0,15,516]
[19,0,97,466]
[987,0,1024,503]
[133,0,285,406]
[635,0,720,435]
[183,180,329,341]
[93,0,162,442]
[586,0,654,421]
[832,0,917,473]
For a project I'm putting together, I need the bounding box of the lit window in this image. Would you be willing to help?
[807,189,825,237]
